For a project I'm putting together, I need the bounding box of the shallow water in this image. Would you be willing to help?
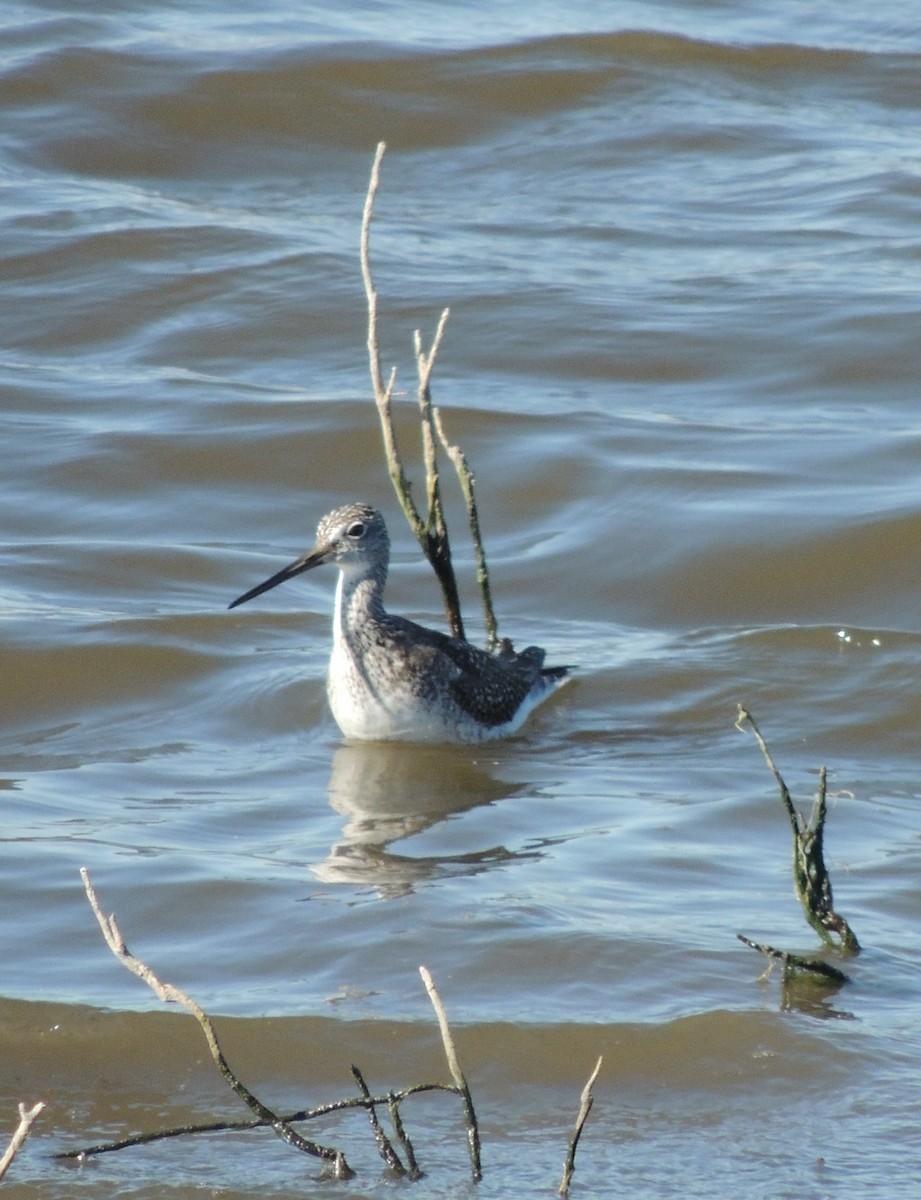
[3,2,921,1196]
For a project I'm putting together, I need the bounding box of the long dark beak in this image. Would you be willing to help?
[228,545,331,610]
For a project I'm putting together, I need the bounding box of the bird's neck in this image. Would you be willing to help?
[333,564,386,646]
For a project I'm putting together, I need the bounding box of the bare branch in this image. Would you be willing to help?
[79,868,353,1178]
[433,405,499,650]
[559,1056,603,1196]
[360,141,421,535]
[360,140,389,412]
[412,310,466,639]
[0,1102,46,1181]
[359,143,478,642]
[414,308,451,524]
[55,1081,459,1161]
[419,965,481,1182]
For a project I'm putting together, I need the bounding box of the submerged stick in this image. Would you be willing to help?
[0,1102,46,1181]
[78,868,353,1179]
[558,1056,603,1197]
[736,935,854,1019]
[55,1081,458,1161]
[735,708,860,955]
[736,935,850,985]
[419,965,481,1182]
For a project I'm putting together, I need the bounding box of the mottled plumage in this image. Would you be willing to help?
[229,503,569,742]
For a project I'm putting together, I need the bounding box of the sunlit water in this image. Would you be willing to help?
[3,2,921,1196]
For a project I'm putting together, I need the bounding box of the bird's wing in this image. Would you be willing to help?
[383,618,546,728]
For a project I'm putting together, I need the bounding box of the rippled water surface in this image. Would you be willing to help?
[3,2,921,1196]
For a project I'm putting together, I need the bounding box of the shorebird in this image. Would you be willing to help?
[229,502,570,742]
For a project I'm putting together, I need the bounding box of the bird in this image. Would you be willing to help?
[228,502,570,742]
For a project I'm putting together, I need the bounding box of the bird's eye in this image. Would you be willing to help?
[346,521,365,539]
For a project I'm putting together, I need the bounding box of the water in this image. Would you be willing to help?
[3,2,921,1195]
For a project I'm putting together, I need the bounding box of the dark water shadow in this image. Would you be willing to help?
[313,740,540,897]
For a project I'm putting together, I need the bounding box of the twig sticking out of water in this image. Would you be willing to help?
[736,936,854,1020]
[54,1081,457,1162]
[360,140,499,647]
[736,935,850,985]
[558,1056,603,1197]
[388,1089,422,1180]
[351,1065,406,1177]
[432,406,499,651]
[77,867,354,1179]
[735,707,860,955]
[61,872,473,1182]
[0,1101,46,1181]
[419,965,482,1182]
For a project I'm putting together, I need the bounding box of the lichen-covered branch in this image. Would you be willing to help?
[351,1065,405,1176]
[736,935,854,1019]
[736,935,850,985]
[735,707,860,955]
[388,1090,422,1180]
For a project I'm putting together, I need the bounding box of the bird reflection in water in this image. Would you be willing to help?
[311,740,543,899]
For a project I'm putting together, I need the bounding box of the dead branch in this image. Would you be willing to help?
[414,310,451,521]
[432,406,499,650]
[735,707,860,955]
[79,867,353,1179]
[558,1056,603,1196]
[736,935,850,984]
[54,1081,456,1162]
[0,1101,46,1181]
[361,141,416,532]
[419,964,481,1182]
[351,1065,404,1176]
[412,312,467,641]
[359,140,499,646]
[736,936,854,1019]
[388,1090,423,1180]
[63,872,475,1184]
